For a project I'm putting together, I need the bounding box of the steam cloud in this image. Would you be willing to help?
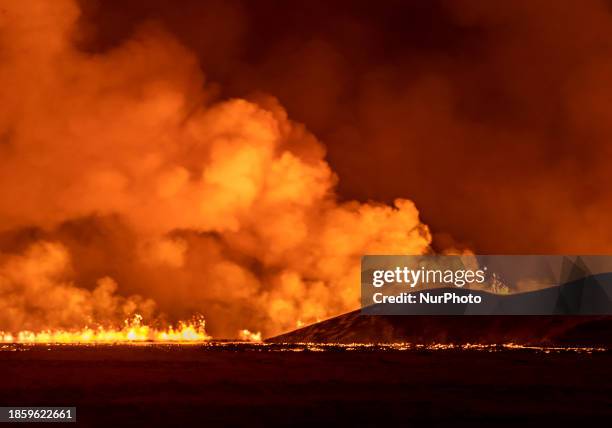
[0,0,431,337]
[86,0,612,254]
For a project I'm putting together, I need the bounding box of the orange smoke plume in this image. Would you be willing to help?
[0,0,431,338]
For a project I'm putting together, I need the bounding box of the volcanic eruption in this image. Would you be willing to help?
[0,0,433,341]
[3,0,612,345]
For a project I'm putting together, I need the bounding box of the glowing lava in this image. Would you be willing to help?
[0,314,211,344]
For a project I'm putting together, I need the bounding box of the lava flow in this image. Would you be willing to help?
[0,314,212,344]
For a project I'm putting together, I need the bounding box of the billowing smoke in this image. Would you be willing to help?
[83,0,612,255]
[0,0,431,337]
[0,242,156,332]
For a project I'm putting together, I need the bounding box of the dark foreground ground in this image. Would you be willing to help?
[1,343,611,427]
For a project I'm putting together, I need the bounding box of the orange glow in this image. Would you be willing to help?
[238,329,262,342]
[0,314,211,344]
[0,0,433,338]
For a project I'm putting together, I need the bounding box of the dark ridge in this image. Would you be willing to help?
[268,313,612,346]
[269,273,612,345]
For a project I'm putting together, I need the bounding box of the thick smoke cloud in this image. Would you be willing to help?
[80,0,612,253]
[0,241,156,332]
[3,0,611,337]
[0,0,431,337]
